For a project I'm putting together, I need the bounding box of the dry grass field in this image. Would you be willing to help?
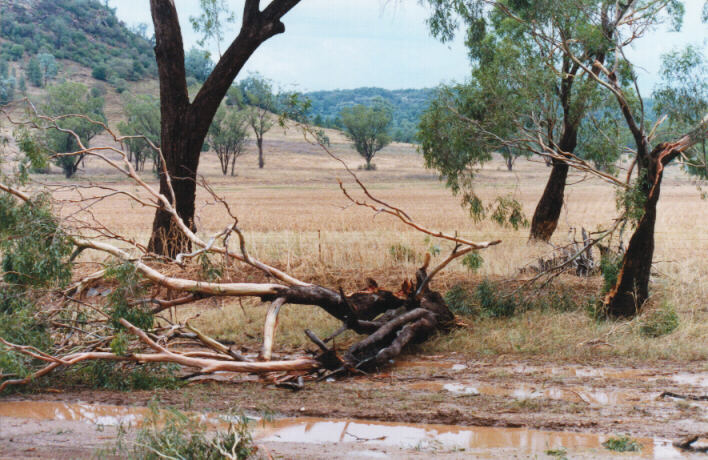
[22,119,705,366]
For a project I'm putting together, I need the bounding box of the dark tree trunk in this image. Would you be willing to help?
[529,159,568,241]
[257,137,264,169]
[146,0,300,256]
[604,143,679,316]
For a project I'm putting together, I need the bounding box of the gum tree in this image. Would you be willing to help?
[340,101,393,170]
[421,0,636,241]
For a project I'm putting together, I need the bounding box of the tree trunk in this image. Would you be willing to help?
[529,159,569,241]
[257,137,264,169]
[604,144,679,316]
[529,130,577,242]
[146,0,301,256]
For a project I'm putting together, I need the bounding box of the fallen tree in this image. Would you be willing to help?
[0,103,500,391]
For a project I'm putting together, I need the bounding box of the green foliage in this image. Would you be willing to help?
[339,99,392,169]
[0,194,70,390]
[640,302,679,338]
[123,403,256,460]
[207,105,249,175]
[70,361,180,391]
[0,194,73,289]
[118,94,161,172]
[616,172,649,225]
[185,48,214,84]
[105,263,153,331]
[389,243,417,263]
[461,252,483,272]
[40,81,106,178]
[189,0,236,56]
[600,253,623,295]
[489,196,528,230]
[91,64,108,81]
[474,280,518,318]
[545,447,568,460]
[0,75,14,105]
[444,284,478,316]
[37,53,58,87]
[653,45,708,178]
[0,1,156,83]
[26,56,42,87]
[602,435,641,452]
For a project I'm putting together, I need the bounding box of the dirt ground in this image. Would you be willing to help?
[2,356,707,459]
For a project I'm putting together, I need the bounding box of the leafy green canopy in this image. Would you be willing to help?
[118,94,161,172]
[653,45,708,177]
[339,100,393,170]
[418,0,673,221]
[37,82,106,178]
[207,105,249,175]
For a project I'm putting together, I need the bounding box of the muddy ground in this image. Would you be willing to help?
[1,356,707,459]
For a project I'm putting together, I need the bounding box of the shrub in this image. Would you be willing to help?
[105,262,154,331]
[474,279,520,318]
[602,435,641,452]
[461,252,483,272]
[444,284,478,316]
[119,403,257,460]
[600,253,623,294]
[69,361,180,391]
[91,64,108,81]
[639,302,679,337]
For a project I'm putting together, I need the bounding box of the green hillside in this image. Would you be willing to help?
[304,87,434,143]
[0,0,155,87]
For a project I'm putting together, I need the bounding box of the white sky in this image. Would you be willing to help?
[109,0,707,93]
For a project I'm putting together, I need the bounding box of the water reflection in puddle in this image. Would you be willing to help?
[408,381,653,405]
[0,401,687,458]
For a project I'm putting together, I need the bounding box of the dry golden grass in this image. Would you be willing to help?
[18,122,708,363]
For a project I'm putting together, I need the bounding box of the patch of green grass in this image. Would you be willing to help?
[639,302,679,338]
[444,284,478,316]
[602,435,641,452]
[67,361,181,391]
[475,279,520,318]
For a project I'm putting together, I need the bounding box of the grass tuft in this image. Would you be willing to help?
[602,435,641,452]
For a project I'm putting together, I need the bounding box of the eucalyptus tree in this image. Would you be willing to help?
[118,94,161,172]
[207,105,249,175]
[147,0,300,257]
[421,0,635,241]
[41,82,106,178]
[190,0,236,57]
[340,100,393,170]
[239,75,275,169]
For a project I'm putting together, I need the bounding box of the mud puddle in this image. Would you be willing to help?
[0,401,690,458]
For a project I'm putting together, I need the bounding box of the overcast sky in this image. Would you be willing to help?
[109,0,707,93]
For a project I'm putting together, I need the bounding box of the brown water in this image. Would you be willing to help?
[0,401,688,458]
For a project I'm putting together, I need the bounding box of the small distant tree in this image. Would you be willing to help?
[118,94,161,172]
[18,76,26,94]
[27,57,42,87]
[41,82,106,178]
[37,53,58,87]
[0,76,15,105]
[92,65,108,81]
[207,106,249,175]
[184,48,214,84]
[339,101,392,170]
[239,75,274,169]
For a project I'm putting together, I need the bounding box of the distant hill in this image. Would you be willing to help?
[304,87,434,143]
[0,0,156,87]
